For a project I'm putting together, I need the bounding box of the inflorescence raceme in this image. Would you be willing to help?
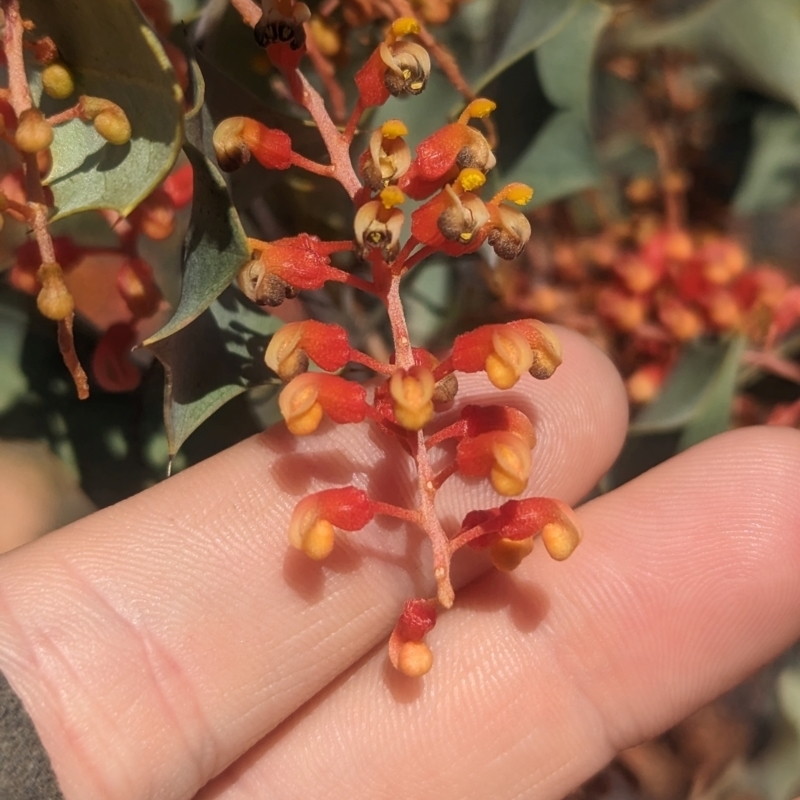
[219,0,583,678]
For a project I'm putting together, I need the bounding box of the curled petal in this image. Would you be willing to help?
[213,117,292,172]
[254,2,310,50]
[460,497,582,556]
[487,204,532,261]
[507,319,563,380]
[354,200,405,261]
[381,41,431,96]
[485,327,534,389]
[239,235,340,306]
[401,125,495,200]
[489,537,534,572]
[289,486,374,559]
[279,373,368,434]
[265,320,352,381]
[389,366,435,430]
[456,430,533,496]
[360,125,412,190]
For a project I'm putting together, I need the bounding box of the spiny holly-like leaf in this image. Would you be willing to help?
[734,105,800,214]
[630,336,746,437]
[618,0,800,112]
[501,0,611,206]
[146,141,251,344]
[144,60,281,459]
[22,0,183,220]
[146,286,282,461]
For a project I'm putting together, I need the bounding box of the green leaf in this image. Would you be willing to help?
[734,105,800,214]
[677,335,746,450]
[403,258,453,346]
[502,0,611,203]
[0,295,31,416]
[146,287,282,460]
[471,0,582,94]
[619,0,800,112]
[22,0,183,220]
[143,60,282,458]
[144,142,251,343]
[630,336,746,439]
[506,110,603,207]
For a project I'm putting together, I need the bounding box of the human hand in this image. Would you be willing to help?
[1,329,799,800]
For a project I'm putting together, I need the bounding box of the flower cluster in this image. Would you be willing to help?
[495,206,799,408]
[217,1,583,677]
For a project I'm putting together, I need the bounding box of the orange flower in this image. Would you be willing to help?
[400,99,497,199]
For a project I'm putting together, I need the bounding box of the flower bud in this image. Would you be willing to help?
[279,373,368,434]
[625,362,667,405]
[36,262,73,320]
[657,296,703,341]
[15,108,53,154]
[460,497,581,555]
[541,515,582,561]
[288,486,374,560]
[597,288,646,333]
[265,320,352,381]
[400,109,497,200]
[397,641,433,677]
[213,116,293,172]
[389,365,435,431]
[485,327,533,389]
[41,63,75,99]
[489,536,534,572]
[456,430,533,496]
[79,96,131,145]
[238,235,340,306]
[388,597,437,677]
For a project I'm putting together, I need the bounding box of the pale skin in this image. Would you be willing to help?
[1,328,799,800]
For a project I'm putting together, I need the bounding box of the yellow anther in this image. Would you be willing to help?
[381,119,409,139]
[504,183,534,206]
[463,98,496,120]
[380,185,405,209]
[457,168,486,192]
[391,17,421,38]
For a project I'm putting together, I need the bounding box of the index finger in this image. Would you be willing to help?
[0,328,627,800]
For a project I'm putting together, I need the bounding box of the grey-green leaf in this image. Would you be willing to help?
[145,141,251,344]
[501,0,611,203]
[472,0,581,94]
[677,335,746,450]
[23,0,183,220]
[734,105,800,214]
[619,0,800,112]
[146,287,282,459]
[629,336,745,439]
